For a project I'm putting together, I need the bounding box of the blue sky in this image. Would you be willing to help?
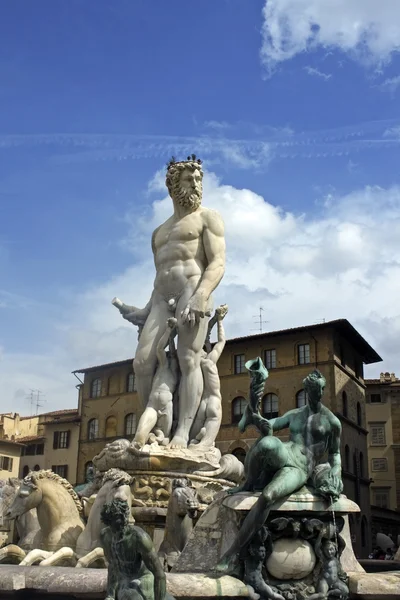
[1,0,400,412]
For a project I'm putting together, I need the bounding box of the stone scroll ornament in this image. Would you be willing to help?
[216,358,347,600]
[100,498,176,600]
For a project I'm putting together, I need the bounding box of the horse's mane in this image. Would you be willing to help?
[24,470,82,514]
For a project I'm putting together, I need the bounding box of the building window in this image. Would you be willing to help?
[232,448,246,464]
[342,391,348,418]
[264,349,276,370]
[361,517,367,548]
[370,423,386,446]
[232,397,247,423]
[371,458,388,472]
[234,354,246,374]
[36,443,44,455]
[344,445,350,472]
[0,456,13,471]
[52,465,68,479]
[53,431,70,450]
[355,361,363,379]
[22,465,29,478]
[262,393,279,419]
[87,418,99,440]
[297,344,310,365]
[356,402,362,427]
[126,372,136,393]
[90,378,102,398]
[339,345,345,366]
[370,394,382,403]
[25,444,36,456]
[124,413,136,436]
[359,452,364,478]
[105,415,117,438]
[296,389,308,408]
[372,488,390,509]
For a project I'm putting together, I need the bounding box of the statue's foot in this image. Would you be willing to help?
[168,436,187,449]
[227,483,250,495]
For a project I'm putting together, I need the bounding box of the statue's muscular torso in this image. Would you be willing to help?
[152,207,210,300]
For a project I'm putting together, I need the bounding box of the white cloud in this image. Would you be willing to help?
[379,75,400,94]
[304,66,332,80]
[2,174,400,412]
[261,0,400,75]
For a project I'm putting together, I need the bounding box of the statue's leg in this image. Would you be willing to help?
[156,391,174,441]
[217,465,308,575]
[192,395,222,448]
[133,297,170,413]
[169,292,210,449]
[134,406,158,446]
[189,398,206,444]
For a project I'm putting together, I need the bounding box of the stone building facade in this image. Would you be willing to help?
[365,372,400,545]
[73,318,381,558]
[0,410,80,486]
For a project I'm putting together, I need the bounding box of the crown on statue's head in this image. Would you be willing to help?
[166,154,203,170]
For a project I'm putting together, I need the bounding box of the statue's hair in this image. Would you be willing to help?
[102,468,133,486]
[303,369,326,391]
[165,160,203,196]
[23,469,82,513]
[101,498,130,526]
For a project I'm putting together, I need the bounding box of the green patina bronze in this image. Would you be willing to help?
[217,357,343,575]
[100,498,174,600]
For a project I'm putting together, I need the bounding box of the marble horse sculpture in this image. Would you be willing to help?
[101,498,175,600]
[217,359,344,574]
[74,468,135,568]
[158,478,200,571]
[0,478,40,551]
[5,470,84,555]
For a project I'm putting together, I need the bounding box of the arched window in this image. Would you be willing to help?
[232,397,247,424]
[22,465,29,478]
[342,391,348,418]
[126,372,136,393]
[105,415,117,438]
[344,445,350,472]
[87,418,99,440]
[262,393,279,419]
[90,378,102,398]
[85,461,94,481]
[34,464,40,471]
[296,389,308,408]
[353,450,358,476]
[232,448,246,464]
[361,516,367,547]
[357,402,362,426]
[359,451,364,478]
[125,413,136,436]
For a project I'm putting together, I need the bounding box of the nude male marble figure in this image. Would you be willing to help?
[121,156,226,449]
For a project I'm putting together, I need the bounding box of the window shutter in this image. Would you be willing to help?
[8,458,13,472]
[53,431,59,449]
[66,430,71,449]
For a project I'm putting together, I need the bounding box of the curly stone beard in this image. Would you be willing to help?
[171,182,203,210]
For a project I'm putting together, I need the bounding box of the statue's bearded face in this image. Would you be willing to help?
[168,165,203,210]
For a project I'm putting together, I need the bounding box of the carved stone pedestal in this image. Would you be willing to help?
[174,487,362,600]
